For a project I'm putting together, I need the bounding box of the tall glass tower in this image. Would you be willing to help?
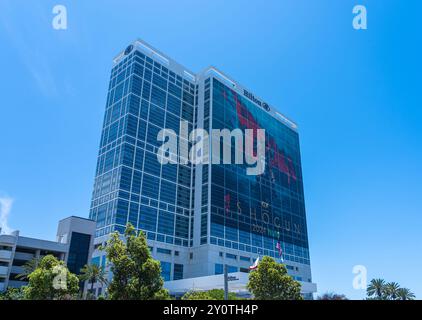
[89,39,316,298]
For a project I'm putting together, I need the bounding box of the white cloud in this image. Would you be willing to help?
[0,197,14,234]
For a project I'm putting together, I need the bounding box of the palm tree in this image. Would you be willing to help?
[367,278,386,300]
[385,282,400,300]
[79,264,108,300]
[397,288,415,301]
[16,257,40,281]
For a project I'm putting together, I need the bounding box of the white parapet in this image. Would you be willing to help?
[164,272,317,296]
[0,266,9,277]
[0,249,13,261]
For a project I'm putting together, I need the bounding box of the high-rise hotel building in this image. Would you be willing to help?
[89,39,316,297]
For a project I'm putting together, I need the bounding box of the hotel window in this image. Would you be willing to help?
[157,211,174,236]
[173,264,183,280]
[160,261,171,281]
[215,264,223,275]
[157,248,171,255]
[175,215,189,239]
[226,253,237,260]
[227,266,238,273]
[200,214,207,238]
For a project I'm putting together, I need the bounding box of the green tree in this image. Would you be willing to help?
[104,223,170,300]
[385,282,400,300]
[0,287,25,300]
[317,292,348,300]
[182,290,216,300]
[207,289,238,300]
[16,257,40,281]
[366,278,386,300]
[23,255,79,300]
[247,256,302,300]
[367,278,416,300]
[182,289,238,300]
[397,288,415,301]
[79,264,108,299]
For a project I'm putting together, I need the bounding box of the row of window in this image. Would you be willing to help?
[111,50,196,95]
[206,79,309,252]
[160,261,184,281]
[93,53,310,267]
[209,237,310,265]
[92,254,183,281]
[92,49,198,239]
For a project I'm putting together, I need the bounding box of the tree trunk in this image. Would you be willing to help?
[91,280,95,300]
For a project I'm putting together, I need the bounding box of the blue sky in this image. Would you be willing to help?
[0,0,421,299]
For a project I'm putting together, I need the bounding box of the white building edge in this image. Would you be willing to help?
[164,272,317,298]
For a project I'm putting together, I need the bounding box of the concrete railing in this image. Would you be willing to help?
[0,234,17,245]
[13,252,34,261]
[0,266,9,276]
[0,250,13,261]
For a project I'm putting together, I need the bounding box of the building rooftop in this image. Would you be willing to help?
[113,39,298,131]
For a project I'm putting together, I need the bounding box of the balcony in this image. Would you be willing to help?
[0,266,9,276]
[13,252,34,261]
[8,280,27,288]
[11,265,24,275]
[0,250,12,261]
[0,234,17,245]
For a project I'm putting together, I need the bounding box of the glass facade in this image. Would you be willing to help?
[67,232,92,274]
[160,261,172,281]
[206,79,310,266]
[89,49,197,250]
[90,42,312,287]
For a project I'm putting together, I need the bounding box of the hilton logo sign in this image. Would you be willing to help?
[124,45,134,55]
[243,90,271,112]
